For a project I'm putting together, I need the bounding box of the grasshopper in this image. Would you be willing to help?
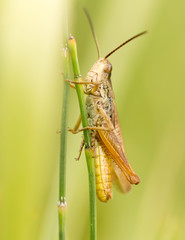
[68,9,146,202]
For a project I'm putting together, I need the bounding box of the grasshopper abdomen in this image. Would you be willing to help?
[94,139,112,202]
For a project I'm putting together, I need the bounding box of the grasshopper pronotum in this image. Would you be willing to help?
[68,9,146,202]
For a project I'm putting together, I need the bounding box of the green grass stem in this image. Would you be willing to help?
[58,46,70,240]
[68,35,97,240]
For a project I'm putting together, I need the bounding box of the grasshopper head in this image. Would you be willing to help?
[85,58,112,84]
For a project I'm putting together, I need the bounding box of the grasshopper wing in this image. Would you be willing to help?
[98,129,140,184]
[113,104,126,153]
[111,162,132,193]
[97,102,140,185]
[111,105,132,192]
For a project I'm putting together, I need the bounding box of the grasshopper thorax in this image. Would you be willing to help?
[85,58,112,85]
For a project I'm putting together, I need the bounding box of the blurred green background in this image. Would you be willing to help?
[1,0,185,239]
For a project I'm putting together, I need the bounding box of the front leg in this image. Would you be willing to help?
[65,78,100,96]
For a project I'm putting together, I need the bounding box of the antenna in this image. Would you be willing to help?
[104,31,147,59]
[83,8,101,59]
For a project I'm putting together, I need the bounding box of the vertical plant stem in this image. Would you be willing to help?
[68,35,97,240]
[58,47,70,240]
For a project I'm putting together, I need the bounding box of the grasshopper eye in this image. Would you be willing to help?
[103,64,112,73]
